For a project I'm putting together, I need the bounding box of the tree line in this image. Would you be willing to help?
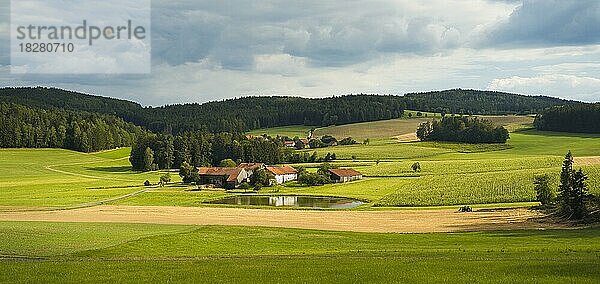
[534,103,600,133]
[2,87,575,135]
[0,102,143,152]
[416,116,509,144]
[129,131,338,171]
[403,89,572,115]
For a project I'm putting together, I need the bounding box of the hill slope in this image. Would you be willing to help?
[0,87,576,134]
[403,89,573,115]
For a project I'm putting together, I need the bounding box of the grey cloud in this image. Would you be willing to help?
[483,0,600,47]
[151,1,468,69]
[0,0,9,65]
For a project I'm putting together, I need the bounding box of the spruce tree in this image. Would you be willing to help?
[557,151,589,219]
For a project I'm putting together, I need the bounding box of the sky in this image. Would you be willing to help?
[0,0,599,106]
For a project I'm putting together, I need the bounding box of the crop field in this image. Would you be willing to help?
[312,115,533,140]
[1,221,599,283]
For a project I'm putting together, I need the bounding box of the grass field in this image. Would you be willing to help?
[1,126,599,208]
[0,148,178,208]
[1,221,599,283]
[1,114,600,282]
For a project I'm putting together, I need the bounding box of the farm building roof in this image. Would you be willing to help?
[328,168,362,177]
[197,167,245,182]
[266,165,298,175]
[237,163,264,170]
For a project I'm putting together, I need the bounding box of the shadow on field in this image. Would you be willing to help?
[86,166,133,173]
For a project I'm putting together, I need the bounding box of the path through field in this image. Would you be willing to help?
[0,205,563,233]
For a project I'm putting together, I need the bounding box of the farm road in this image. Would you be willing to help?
[0,205,565,233]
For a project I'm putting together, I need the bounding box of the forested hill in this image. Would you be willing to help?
[0,87,577,134]
[0,102,144,152]
[403,89,573,115]
[534,103,600,133]
[0,87,146,125]
[149,95,405,133]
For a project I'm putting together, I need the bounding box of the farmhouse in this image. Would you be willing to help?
[266,165,298,184]
[236,163,265,177]
[197,167,249,189]
[283,141,296,148]
[328,168,363,183]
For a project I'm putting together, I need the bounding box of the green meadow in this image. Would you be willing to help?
[1,118,599,208]
[1,115,600,282]
[1,222,599,283]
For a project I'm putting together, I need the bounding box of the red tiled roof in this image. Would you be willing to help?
[328,168,362,177]
[197,167,244,182]
[266,165,297,175]
[237,163,264,170]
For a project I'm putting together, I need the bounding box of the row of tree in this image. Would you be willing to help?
[534,103,600,133]
[0,102,143,152]
[416,116,510,143]
[129,131,339,171]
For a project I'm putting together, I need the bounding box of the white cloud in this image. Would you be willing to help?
[488,74,600,102]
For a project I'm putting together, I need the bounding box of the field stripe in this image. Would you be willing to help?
[0,205,565,233]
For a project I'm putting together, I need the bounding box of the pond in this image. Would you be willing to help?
[206,195,365,209]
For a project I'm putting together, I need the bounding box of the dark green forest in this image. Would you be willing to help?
[403,89,572,115]
[129,132,331,171]
[0,87,405,134]
[0,102,143,152]
[0,87,573,135]
[416,116,510,144]
[534,103,600,133]
[0,86,591,161]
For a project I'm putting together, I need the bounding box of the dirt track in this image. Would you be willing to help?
[575,156,600,166]
[0,205,564,233]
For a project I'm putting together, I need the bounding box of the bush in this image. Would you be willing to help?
[159,173,171,187]
[251,168,274,187]
[219,159,237,168]
[179,161,199,184]
[339,137,357,145]
[239,182,251,190]
[411,162,421,172]
[533,174,553,205]
[144,180,151,186]
[298,172,331,186]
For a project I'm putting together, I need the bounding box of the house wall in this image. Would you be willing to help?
[274,173,298,184]
[333,175,362,183]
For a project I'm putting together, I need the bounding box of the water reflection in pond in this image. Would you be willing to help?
[206,195,365,209]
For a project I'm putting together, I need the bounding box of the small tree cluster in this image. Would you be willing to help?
[297,163,334,186]
[557,151,590,220]
[250,168,275,190]
[416,116,509,143]
[179,161,199,184]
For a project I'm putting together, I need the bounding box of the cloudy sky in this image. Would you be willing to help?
[1,0,599,105]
